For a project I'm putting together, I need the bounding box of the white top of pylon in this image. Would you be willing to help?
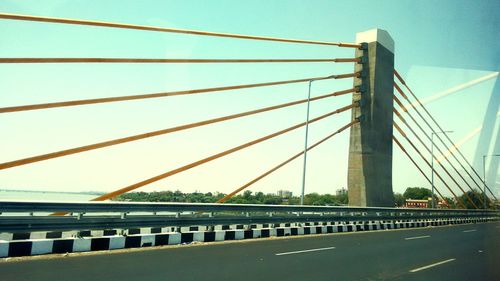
[356,29,394,53]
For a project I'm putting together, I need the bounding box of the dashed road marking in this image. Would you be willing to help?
[405,235,430,240]
[463,229,477,233]
[275,246,336,256]
[409,258,455,273]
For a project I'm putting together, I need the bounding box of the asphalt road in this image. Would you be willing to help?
[1,222,499,281]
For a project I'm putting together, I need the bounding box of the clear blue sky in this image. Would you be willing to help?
[0,0,498,197]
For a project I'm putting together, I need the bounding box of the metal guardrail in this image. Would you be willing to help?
[0,201,498,233]
[0,200,497,214]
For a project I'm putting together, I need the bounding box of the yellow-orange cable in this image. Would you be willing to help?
[0,13,362,48]
[0,88,356,171]
[0,72,359,114]
[217,120,358,203]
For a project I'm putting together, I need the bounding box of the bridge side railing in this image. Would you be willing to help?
[0,201,498,233]
[0,200,498,214]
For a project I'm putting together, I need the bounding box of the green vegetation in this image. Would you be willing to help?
[394,193,405,207]
[114,190,348,206]
[115,187,487,209]
[394,187,439,207]
[457,189,491,209]
[403,187,433,200]
[393,187,491,209]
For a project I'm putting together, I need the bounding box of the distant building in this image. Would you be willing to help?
[336,187,347,196]
[404,199,429,208]
[404,198,450,209]
[437,200,449,208]
[277,190,292,198]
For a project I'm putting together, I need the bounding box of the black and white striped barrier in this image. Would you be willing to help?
[1,232,180,258]
[0,217,495,258]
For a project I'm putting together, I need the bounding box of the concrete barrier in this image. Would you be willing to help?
[0,217,496,258]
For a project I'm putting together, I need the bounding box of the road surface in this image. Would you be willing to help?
[1,222,499,281]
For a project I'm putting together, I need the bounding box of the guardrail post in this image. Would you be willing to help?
[348,29,395,207]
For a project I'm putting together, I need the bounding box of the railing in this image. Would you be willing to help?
[0,201,497,233]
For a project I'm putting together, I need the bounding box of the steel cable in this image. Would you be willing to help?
[393,122,472,208]
[394,70,497,201]
[392,136,450,208]
[0,13,361,48]
[0,58,361,64]
[0,88,356,170]
[217,120,358,203]
[393,101,484,206]
[0,72,359,114]
[86,104,355,202]
[393,127,466,208]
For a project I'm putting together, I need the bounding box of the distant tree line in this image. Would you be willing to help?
[394,187,491,209]
[115,187,489,209]
[114,190,348,206]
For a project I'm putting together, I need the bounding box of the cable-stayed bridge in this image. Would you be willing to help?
[0,12,498,281]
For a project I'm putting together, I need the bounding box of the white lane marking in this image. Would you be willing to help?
[275,246,336,256]
[463,229,477,233]
[409,258,456,273]
[405,235,430,240]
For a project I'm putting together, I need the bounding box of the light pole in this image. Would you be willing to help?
[430,130,453,208]
[482,154,499,209]
[300,80,313,205]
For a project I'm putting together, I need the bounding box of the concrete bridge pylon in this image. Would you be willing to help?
[348,29,395,207]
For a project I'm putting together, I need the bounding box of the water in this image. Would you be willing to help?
[0,189,98,201]
[0,190,175,217]
[0,190,108,217]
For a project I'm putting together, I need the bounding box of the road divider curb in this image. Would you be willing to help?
[0,217,496,258]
